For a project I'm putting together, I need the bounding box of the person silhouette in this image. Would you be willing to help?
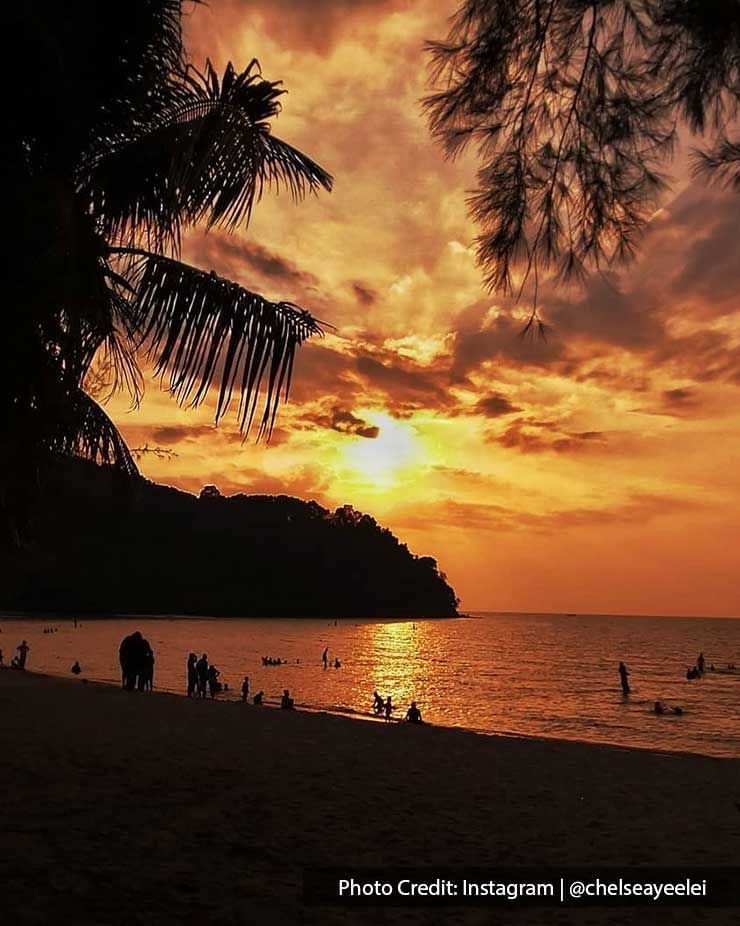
[196,654,209,698]
[281,689,294,709]
[697,652,705,673]
[384,696,393,723]
[241,676,250,702]
[186,653,198,697]
[253,690,264,706]
[322,647,328,670]
[119,631,146,690]
[141,644,154,691]
[71,661,81,675]
[0,648,4,666]
[334,658,341,669]
[618,661,630,695]
[15,640,30,670]
[207,664,220,698]
[405,701,423,724]
[373,691,384,715]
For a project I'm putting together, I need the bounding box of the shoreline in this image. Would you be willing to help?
[0,611,464,622]
[5,665,736,766]
[2,669,738,925]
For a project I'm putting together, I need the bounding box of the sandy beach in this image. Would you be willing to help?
[1,669,738,926]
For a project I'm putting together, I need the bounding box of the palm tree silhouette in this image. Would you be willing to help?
[3,0,332,544]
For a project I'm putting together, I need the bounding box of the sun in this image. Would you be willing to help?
[342,411,420,487]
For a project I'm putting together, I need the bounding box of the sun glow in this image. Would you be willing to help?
[342,412,420,487]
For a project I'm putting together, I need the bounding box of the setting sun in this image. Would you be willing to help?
[342,412,420,487]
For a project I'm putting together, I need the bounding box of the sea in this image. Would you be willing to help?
[1,612,738,758]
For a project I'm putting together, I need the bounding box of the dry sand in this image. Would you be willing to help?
[1,669,738,925]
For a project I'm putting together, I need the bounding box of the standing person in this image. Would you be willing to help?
[373,691,384,715]
[618,661,630,696]
[697,652,705,673]
[142,646,155,691]
[186,653,198,697]
[196,654,209,698]
[137,637,153,691]
[281,689,294,709]
[207,664,220,699]
[15,640,30,670]
[241,676,250,702]
[0,648,4,666]
[384,696,393,723]
[322,647,328,670]
[119,631,144,690]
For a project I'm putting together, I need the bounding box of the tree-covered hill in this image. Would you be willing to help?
[2,461,459,619]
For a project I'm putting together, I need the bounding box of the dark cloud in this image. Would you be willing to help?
[395,493,702,535]
[451,308,565,378]
[663,387,697,407]
[544,273,665,351]
[298,405,379,439]
[474,393,521,418]
[288,343,359,403]
[149,425,217,444]
[355,351,452,410]
[663,189,740,312]
[632,385,704,419]
[491,418,608,455]
[650,330,740,387]
[352,282,378,306]
[183,231,319,296]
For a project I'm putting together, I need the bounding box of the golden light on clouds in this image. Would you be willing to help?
[104,0,740,617]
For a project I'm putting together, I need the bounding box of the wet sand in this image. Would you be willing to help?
[1,669,738,925]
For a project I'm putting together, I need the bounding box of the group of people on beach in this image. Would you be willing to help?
[119,631,154,691]
[239,675,266,705]
[0,640,30,670]
[186,653,227,698]
[321,647,341,669]
[373,690,423,724]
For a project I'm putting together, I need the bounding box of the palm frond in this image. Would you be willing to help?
[81,59,332,250]
[128,252,324,438]
[53,390,139,477]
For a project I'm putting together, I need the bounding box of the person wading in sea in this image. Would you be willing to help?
[618,661,630,696]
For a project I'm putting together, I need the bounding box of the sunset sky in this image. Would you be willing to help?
[108,0,740,617]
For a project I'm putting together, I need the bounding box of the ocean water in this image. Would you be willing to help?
[1,612,739,758]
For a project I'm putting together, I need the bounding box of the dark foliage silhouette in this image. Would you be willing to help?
[3,0,332,545]
[425,1,740,322]
[1,459,459,619]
